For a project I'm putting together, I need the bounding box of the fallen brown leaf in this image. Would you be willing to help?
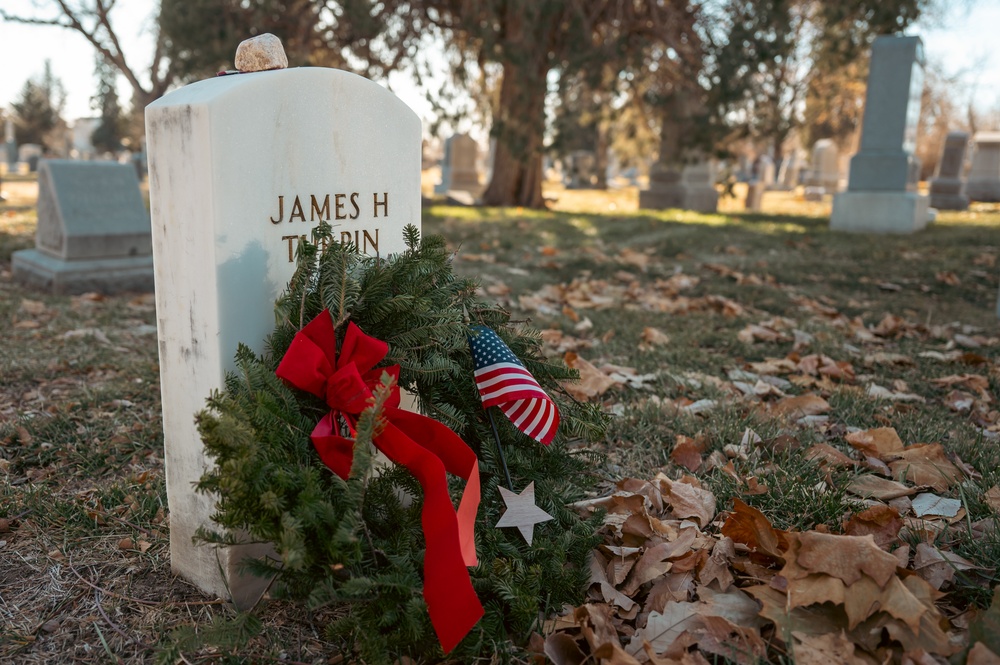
[886,443,962,492]
[793,531,899,587]
[543,633,587,665]
[670,437,703,472]
[847,475,923,501]
[562,352,618,400]
[843,504,902,549]
[721,498,787,560]
[771,393,830,419]
[791,631,869,665]
[845,427,905,457]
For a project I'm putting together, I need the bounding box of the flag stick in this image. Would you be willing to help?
[486,407,514,491]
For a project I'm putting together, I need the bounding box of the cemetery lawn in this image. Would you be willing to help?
[3,185,1000,662]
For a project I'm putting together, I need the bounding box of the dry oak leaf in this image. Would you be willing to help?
[912,542,980,590]
[943,389,976,412]
[984,486,1000,513]
[661,614,767,665]
[845,427,904,458]
[804,443,856,468]
[562,352,618,400]
[620,544,675,596]
[639,326,671,350]
[574,603,620,652]
[737,323,788,344]
[885,443,962,492]
[698,536,736,591]
[744,584,848,643]
[626,587,764,657]
[843,504,902,549]
[846,475,924,501]
[657,476,716,527]
[778,536,850,613]
[543,632,587,665]
[878,576,956,656]
[794,531,899,587]
[670,437,703,472]
[644,648,711,665]
[593,641,643,665]
[968,642,1000,665]
[791,631,870,665]
[771,393,830,419]
[720,498,787,560]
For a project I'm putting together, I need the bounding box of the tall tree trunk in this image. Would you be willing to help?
[481,9,550,208]
[594,122,609,190]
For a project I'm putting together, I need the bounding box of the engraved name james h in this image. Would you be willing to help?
[269,192,389,223]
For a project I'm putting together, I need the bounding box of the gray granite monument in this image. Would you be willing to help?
[435,133,481,197]
[966,133,1000,202]
[831,35,928,233]
[639,96,718,213]
[12,160,153,293]
[565,150,596,189]
[803,139,839,200]
[929,131,970,210]
[4,117,16,171]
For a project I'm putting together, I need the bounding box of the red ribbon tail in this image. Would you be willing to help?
[376,418,483,653]
[310,413,355,479]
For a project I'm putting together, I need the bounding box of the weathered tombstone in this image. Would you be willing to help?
[70,117,99,160]
[11,160,153,293]
[757,155,776,187]
[639,96,718,213]
[565,150,596,189]
[803,139,840,200]
[966,132,1000,202]
[745,180,766,211]
[929,131,970,210]
[775,152,796,190]
[434,133,481,196]
[145,39,420,606]
[4,117,16,170]
[831,35,928,233]
[19,143,42,172]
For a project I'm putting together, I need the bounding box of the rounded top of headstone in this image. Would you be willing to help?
[234,33,288,73]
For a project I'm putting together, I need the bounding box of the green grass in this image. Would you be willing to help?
[2,190,1000,662]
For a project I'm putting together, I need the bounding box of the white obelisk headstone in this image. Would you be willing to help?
[146,35,420,605]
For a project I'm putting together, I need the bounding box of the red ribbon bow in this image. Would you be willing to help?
[275,310,483,653]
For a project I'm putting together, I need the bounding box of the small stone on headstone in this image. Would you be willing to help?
[234,33,288,73]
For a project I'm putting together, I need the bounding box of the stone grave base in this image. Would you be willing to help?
[639,184,718,213]
[12,249,154,294]
[803,186,826,202]
[929,177,968,210]
[966,180,1000,203]
[929,192,969,210]
[830,191,929,234]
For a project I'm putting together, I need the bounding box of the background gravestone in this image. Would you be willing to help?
[434,133,481,198]
[565,150,596,189]
[11,160,153,293]
[4,117,15,171]
[966,132,1000,202]
[146,65,420,606]
[639,95,718,213]
[19,144,42,172]
[803,139,840,200]
[929,131,970,210]
[830,35,928,233]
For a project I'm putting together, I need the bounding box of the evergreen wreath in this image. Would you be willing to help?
[194,222,607,662]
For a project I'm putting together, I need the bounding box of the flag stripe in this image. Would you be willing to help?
[468,325,559,445]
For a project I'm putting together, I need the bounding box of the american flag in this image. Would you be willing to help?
[468,325,559,445]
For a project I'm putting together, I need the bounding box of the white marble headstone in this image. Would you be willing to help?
[146,67,420,604]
